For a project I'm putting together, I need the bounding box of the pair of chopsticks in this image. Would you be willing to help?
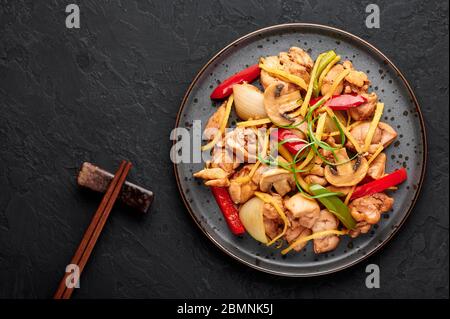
[54,160,132,299]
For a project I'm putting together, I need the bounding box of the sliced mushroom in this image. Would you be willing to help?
[259,168,294,196]
[309,164,324,176]
[324,148,369,187]
[251,165,270,185]
[264,82,301,126]
[304,174,327,186]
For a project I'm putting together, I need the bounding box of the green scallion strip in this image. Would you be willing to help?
[331,115,346,146]
[313,50,337,97]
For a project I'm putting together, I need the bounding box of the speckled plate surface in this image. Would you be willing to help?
[174,24,426,277]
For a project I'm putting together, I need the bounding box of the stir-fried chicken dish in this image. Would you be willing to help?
[194,47,407,255]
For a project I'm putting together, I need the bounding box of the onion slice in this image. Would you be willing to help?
[238,197,268,244]
[232,83,267,120]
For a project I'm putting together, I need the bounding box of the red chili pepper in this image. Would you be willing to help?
[326,94,367,110]
[210,64,261,100]
[210,186,245,235]
[309,94,367,110]
[351,168,408,200]
[309,96,323,106]
[272,128,307,156]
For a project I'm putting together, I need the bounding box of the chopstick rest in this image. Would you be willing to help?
[77,162,154,214]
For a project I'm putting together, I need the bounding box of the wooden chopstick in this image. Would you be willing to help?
[54,160,132,299]
[62,161,132,299]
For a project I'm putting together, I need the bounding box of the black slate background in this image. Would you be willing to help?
[0,0,448,299]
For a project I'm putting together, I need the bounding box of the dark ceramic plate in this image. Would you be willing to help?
[174,24,426,276]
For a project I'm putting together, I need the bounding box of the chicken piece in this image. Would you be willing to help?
[284,209,313,252]
[346,121,398,153]
[349,192,394,225]
[263,194,284,219]
[193,167,228,180]
[319,148,334,163]
[262,194,284,240]
[378,122,398,147]
[304,174,327,186]
[264,218,281,240]
[347,122,381,152]
[326,135,340,148]
[205,179,230,187]
[284,193,320,229]
[317,137,340,163]
[279,47,313,84]
[228,165,258,204]
[342,60,370,94]
[193,167,230,187]
[285,47,314,70]
[368,153,386,179]
[349,221,372,238]
[342,60,353,70]
[204,102,226,134]
[345,70,369,89]
[224,127,263,163]
[288,117,308,139]
[320,64,345,96]
[285,224,312,252]
[312,209,340,254]
[260,56,298,92]
[260,56,284,89]
[348,92,378,121]
[210,145,240,174]
[260,47,313,91]
[348,193,394,238]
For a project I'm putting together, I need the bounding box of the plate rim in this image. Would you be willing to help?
[173,23,427,277]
